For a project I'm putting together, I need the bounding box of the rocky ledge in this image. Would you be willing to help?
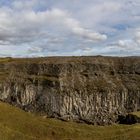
[0,56,140,125]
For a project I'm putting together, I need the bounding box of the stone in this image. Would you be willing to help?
[0,56,140,125]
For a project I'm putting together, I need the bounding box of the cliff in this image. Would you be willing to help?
[0,56,140,125]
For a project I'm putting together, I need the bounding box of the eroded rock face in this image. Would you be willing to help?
[0,56,140,125]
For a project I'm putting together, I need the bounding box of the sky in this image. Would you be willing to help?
[0,0,140,57]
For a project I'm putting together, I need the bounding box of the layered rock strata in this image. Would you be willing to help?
[0,56,140,125]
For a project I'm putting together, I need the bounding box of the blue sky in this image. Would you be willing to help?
[0,0,140,57]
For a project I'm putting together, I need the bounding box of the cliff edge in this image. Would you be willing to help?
[0,56,140,125]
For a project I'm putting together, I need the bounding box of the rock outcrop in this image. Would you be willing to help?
[0,56,140,125]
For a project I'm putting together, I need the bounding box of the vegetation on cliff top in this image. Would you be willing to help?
[0,56,140,64]
[0,101,140,140]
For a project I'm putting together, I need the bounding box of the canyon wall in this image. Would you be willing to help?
[0,56,140,125]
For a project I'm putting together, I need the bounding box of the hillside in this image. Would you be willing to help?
[0,101,140,140]
[0,56,140,125]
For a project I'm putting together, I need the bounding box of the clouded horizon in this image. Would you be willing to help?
[0,0,140,57]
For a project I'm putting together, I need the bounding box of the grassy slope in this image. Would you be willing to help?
[131,112,140,118]
[0,102,140,140]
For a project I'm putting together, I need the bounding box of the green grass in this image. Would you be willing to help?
[0,102,140,140]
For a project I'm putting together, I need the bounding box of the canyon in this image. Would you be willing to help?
[0,56,140,125]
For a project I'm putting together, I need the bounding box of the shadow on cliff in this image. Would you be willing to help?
[117,114,140,125]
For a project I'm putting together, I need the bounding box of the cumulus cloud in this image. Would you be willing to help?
[0,7,106,44]
[72,27,107,41]
[135,30,140,44]
[105,37,140,56]
[28,47,44,53]
[117,39,138,49]
[0,5,107,56]
[109,28,140,51]
[0,0,140,56]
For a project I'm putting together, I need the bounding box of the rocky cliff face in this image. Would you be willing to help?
[0,56,140,125]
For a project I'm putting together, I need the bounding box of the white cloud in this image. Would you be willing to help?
[28,46,43,53]
[0,0,140,56]
[113,28,140,51]
[0,7,106,47]
[117,39,138,49]
[135,30,140,44]
[72,27,107,41]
